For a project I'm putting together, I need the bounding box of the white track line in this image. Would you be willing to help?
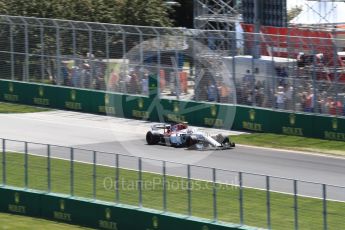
[236,144,345,160]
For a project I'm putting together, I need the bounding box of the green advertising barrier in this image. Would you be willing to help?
[0,187,250,230]
[159,99,207,125]
[55,87,91,112]
[232,106,317,137]
[89,91,124,117]
[0,80,150,119]
[0,187,41,217]
[232,105,345,140]
[29,84,59,107]
[159,99,236,129]
[313,115,345,141]
[0,80,29,104]
[232,106,274,133]
[122,95,152,120]
[275,112,314,138]
[0,79,344,141]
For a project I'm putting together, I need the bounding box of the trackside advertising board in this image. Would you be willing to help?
[0,187,248,230]
[0,79,344,140]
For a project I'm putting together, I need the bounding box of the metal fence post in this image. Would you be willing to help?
[138,28,144,71]
[115,154,119,203]
[93,151,96,200]
[121,28,127,75]
[39,20,45,81]
[311,43,317,115]
[100,24,110,83]
[87,23,93,68]
[24,142,28,189]
[187,164,192,216]
[138,157,142,208]
[9,19,14,80]
[322,184,327,230]
[70,22,76,65]
[105,28,110,73]
[137,27,144,92]
[266,176,271,230]
[47,144,51,192]
[332,28,340,115]
[213,168,218,221]
[152,28,161,96]
[162,161,167,212]
[271,45,276,109]
[23,18,29,82]
[82,22,92,81]
[173,50,181,100]
[293,180,298,230]
[239,172,244,225]
[2,139,6,185]
[70,147,74,196]
[232,39,237,87]
[55,21,61,85]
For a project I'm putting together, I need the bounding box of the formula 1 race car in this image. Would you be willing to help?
[145,123,235,150]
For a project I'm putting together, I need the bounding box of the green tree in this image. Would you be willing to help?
[0,0,172,26]
[0,0,173,82]
[116,0,172,27]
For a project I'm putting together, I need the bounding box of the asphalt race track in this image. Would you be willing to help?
[0,110,344,201]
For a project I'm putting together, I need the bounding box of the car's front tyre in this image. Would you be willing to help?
[186,136,198,148]
[222,137,235,148]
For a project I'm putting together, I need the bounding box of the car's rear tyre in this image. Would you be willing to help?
[146,131,160,145]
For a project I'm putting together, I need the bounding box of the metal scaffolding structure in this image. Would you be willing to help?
[193,0,240,53]
[289,0,345,28]
[192,0,241,100]
[194,0,345,30]
[193,0,240,31]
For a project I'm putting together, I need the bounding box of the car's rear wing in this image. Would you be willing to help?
[151,123,171,130]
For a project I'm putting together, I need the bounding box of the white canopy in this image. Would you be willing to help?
[290,1,345,24]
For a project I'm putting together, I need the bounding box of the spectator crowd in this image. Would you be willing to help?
[235,68,345,116]
[56,57,150,96]
[54,57,345,117]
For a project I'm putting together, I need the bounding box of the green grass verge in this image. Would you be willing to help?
[0,212,91,230]
[231,133,345,156]
[1,152,344,230]
[0,102,50,113]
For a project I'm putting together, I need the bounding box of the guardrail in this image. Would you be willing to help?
[1,79,345,141]
[1,138,344,229]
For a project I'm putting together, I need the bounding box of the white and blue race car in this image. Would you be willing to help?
[146,123,235,150]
